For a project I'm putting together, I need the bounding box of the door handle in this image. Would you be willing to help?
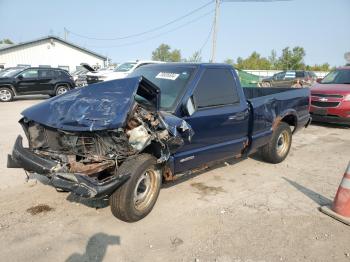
[228,111,247,121]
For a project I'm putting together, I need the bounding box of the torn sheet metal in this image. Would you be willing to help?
[159,112,194,142]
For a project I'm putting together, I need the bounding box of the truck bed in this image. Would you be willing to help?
[243,87,303,99]
[242,87,311,152]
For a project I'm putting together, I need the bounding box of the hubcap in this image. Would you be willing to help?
[276,130,290,157]
[0,89,11,101]
[133,169,159,211]
[57,87,68,95]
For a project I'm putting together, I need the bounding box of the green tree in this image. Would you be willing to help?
[305,63,330,71]
[235,51,271,70]
[224,58,234,65]
[151,44,181,62]
[186,51,202,62]
[268,49,278,69]
[0,38,14,44]
[278,46,305,70]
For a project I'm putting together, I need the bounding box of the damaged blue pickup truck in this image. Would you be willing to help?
[8,63,311,222]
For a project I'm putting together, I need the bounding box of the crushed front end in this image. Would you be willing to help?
[7,77,193,199]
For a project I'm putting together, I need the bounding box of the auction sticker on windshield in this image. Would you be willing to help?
[155,72,179,80]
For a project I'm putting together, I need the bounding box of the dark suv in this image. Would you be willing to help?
[0,67,75,102]
[261,70,317,87]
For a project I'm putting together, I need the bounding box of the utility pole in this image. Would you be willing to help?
[64,28,68,41]
[210,0,221,63]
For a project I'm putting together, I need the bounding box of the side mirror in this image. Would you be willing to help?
[17,75,23,80]
[183,97,195,116]
[316,78,322,83]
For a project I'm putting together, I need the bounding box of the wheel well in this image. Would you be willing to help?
[0,85,16,95]
[281,114,297,133]
[55,83,70,91]
[141,141,163,159]
[55,83,72,93]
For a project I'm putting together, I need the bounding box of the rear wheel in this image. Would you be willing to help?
[109,154,161,222]
[55,85,69,96]
[262,82,271,87]
[260,122,292,163]
[0,87,14,102]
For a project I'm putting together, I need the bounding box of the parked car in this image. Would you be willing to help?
[310,66,350,124]
[0,67,75,102]
[8,63,310,222]
[71,68,89,82]
[85,60,163,84]
[261,70,317,87]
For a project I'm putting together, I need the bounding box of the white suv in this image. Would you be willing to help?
[86,60,163,84]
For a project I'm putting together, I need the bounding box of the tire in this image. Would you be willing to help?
[260,122,292,164]
[109,154,161,222]
[0,87,14,102]
[262,82,271,87]
[55,85,69,96]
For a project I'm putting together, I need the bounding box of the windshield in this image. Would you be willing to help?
[129,65,196,111]
[321,69,350,84]
[0,68,23,77]
[114,62,136,72]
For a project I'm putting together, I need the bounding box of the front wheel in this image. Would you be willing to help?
[109,154,161,222]
[260,122,292,163]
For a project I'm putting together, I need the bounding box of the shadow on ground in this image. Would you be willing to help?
[282,177,332,206]
[66,233,120,262]
[13,95,49,101]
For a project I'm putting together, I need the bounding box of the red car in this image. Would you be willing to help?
[310,66,350,124]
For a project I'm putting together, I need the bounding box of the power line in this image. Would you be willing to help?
[210,0,293,62]
[198,19,215,57]
[66,1,214,41]
[85,9,215,48]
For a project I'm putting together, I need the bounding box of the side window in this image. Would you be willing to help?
[193,68,239,109]
[275,72,285,80]
[55,70,64,78]
[295,71,304,78]
[285,71,296,79]
[38,69,54,78]
[21,69,38,79]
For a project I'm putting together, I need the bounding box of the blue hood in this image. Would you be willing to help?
[21,77,160,132]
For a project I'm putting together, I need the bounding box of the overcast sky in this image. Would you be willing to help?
[1,0,349,66]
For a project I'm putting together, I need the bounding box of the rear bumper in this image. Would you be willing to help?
[310,113,350,125]
[7,135,129,198]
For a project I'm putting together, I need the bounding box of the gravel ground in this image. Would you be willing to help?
[0,98,349,262]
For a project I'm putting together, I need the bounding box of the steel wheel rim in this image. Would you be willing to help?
[57,87,68,95]
[0,90,11,101]
[133,169,159,212]
[276,130,290,157]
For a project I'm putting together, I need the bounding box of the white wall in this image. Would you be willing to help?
[0,39,106,72]
[243,69,329,79]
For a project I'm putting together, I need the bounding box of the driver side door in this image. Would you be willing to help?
[16,69,39,94]
[173,68,249,173]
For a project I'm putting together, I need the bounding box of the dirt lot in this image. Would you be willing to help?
[0,98,349,262]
